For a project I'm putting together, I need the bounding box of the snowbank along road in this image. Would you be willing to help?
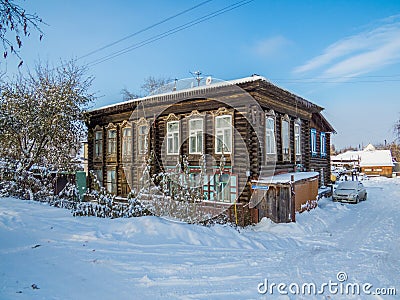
[0,177,399,299]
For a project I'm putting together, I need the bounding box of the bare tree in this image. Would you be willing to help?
[141,76,172,95]
[0,60,95,172]
[121,76,172,100]
[121,87,139,101]
[0,0,44,66]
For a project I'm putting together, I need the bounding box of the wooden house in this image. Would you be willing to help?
[331,144,394,177]
[85,75,335,225]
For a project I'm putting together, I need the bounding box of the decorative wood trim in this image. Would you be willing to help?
[213,107,230,117]
[186,110,205,118]
[281,114,291,162]
[165,113,179,122]
[105,122,117,130]
[265,110,277,161]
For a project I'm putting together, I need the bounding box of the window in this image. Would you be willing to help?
[215,115,232,154]
[265,117,276,155]
[282,117,290,160]
[320,132,326,157]
[311,128,317,156]
[106,169,117,194]
[189,118,203,154]
[94,169,103,187]
[167,121,180,155]
[94,130,102,158]
[138,125,149,155]
[122,127,132,157]
[107,129,117,155]
[294,123,301,157]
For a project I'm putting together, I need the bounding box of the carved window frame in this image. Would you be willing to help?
[320,132,327,158]
[281,114,291,162]
[106,167,117,195]
[105,123,117,157]
[136,117,149,157]
[265,110,276,160]
[311,128,317,157]
[213,107,233,155]
[187,110,205,155]
[166,113,180,156]
[294,118,302,162]
[120,121,132,162]
[93,125,103,162]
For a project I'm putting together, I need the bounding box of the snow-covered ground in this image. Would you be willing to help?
[0,177,399,299]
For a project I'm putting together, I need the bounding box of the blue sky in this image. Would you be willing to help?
[2,0,400,150]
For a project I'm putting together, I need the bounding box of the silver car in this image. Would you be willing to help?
[332,181,367,203]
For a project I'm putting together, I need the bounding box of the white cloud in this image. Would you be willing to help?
[253,36,291,58]
[293,15,400,78]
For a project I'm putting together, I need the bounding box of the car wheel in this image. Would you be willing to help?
[356,196,359,204]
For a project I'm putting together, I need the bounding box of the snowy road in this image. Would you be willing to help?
[0,177,399,299]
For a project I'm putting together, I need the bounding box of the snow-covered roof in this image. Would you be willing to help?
[332,148,394,167]
[331,151,362,162]
[364,143,376,151]
[360,150,394,167]
[89,75,268,112]
[253,172,319,184]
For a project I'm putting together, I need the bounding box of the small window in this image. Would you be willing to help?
[122,127,132,157]
[320,132,326,157]
[265,117,276,155]
[106,169,117,194]
[311,128,317,156]
[294,123,301,157]
[94,169,103,187]
[138,125,149,155]
[94,130,102,158]
[189,118,203,154]
[215,115,232,154]
[167,121,180,155]
[281,117,290,161]
[107,129,117,155]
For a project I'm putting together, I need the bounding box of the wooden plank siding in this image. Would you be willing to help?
[85,76,335,224]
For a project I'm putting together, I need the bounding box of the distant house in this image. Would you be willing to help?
[331,144,394,177]
[331,150,361,169]
[85,75,335,224]
[360,145,394,177]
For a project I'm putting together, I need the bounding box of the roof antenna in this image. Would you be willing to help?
[190,70,203,86]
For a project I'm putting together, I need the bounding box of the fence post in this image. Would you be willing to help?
[290,175,296,222]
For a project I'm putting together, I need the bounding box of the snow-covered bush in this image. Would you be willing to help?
[72,172,151,218]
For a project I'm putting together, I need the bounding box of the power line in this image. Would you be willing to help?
[86,0,254,67]
[78,0,213,61]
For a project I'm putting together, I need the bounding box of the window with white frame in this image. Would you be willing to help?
[282,117,290,160]
[189,118,203,154]
[311,128,317,156]
[94,130,102,158]
[294,123,301,157]
[320,132,326,157]
[138,124,149,155]
[265,116,276,155]
[122,127,132,157]
[106,169,117,194]
[215,115,232,154]
[107,129,117,155]
[167,121,180,155]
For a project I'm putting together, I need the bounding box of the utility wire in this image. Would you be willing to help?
[78,0,213,61]
[86,0,254,67]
